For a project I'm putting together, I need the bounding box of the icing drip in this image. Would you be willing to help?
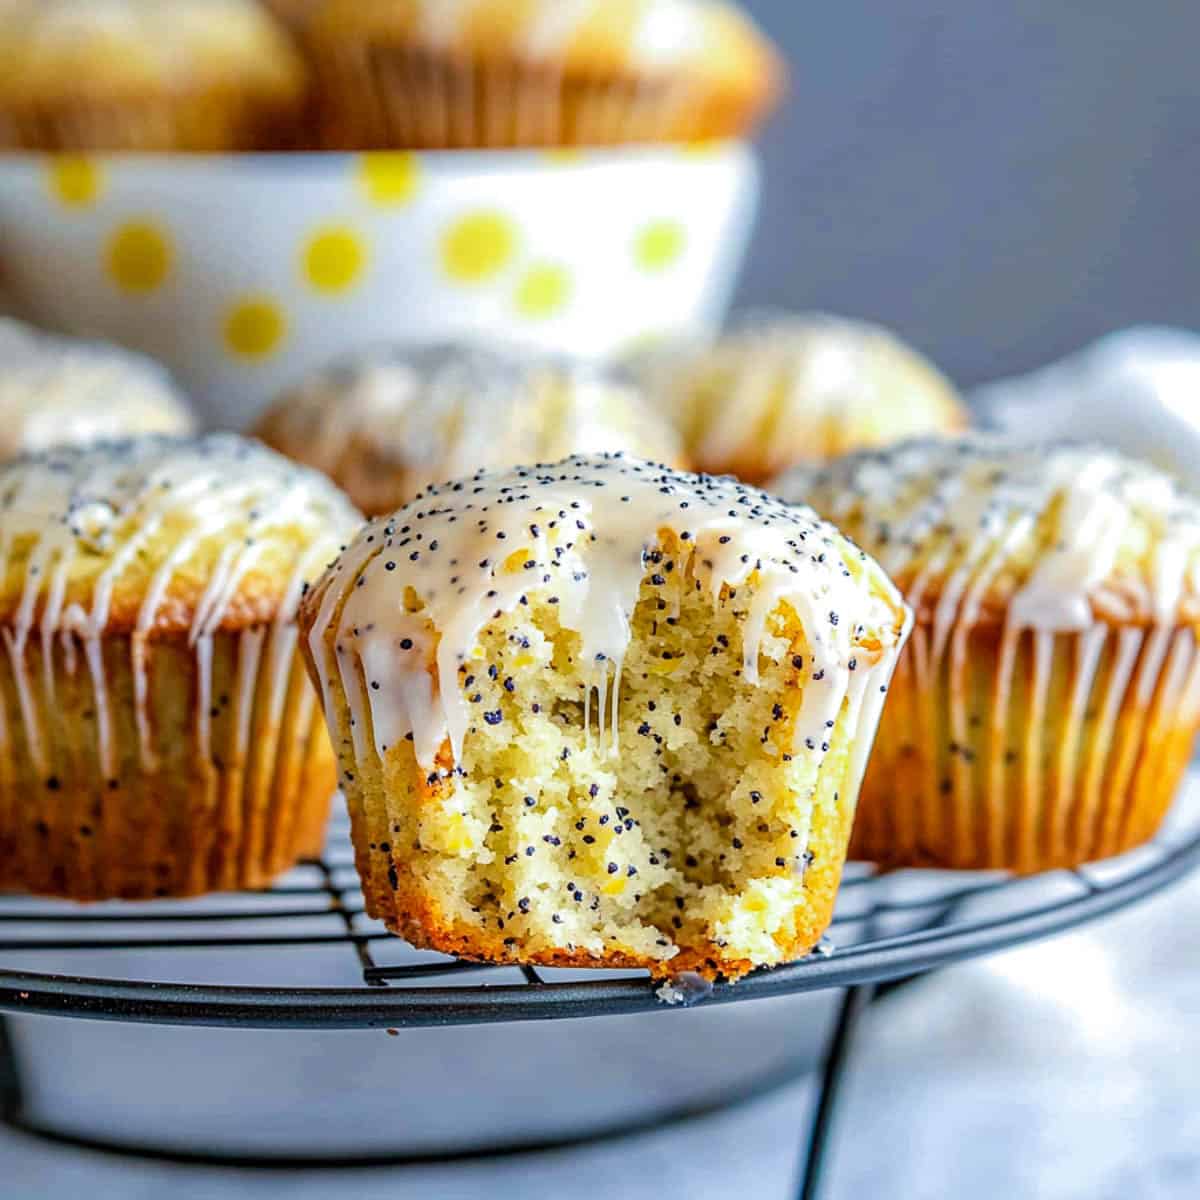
[305,454,908,772]
[0,434,360,778]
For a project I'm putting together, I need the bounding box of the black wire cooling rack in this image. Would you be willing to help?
[1,791,1198,1199]
[2,804,1198,1028]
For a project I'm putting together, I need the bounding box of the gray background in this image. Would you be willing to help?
[734,1,1200,386]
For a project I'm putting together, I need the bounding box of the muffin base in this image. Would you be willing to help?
[0,89,305,152]
[347,745,855,980]
[311,46,775,149]
[0,626,334,900]
[852,621,1200,872]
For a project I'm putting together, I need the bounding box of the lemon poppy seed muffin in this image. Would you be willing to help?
[635,313,966,485]
[299,454,910,978]
[0,319,194,462]
[0,0,308,152]
[300,0,784,150]
[776,435,1200,873]
[254,347,686,518]
[0,433,361,900]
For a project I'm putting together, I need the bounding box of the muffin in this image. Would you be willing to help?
[0,319,194,461]
[775,436,1200,873]
[0,0,307,152]
[299,0,785,150]
[254,346,686,517]
[0,433,361,901]
[635,313,966,485]
[299,454,910,978]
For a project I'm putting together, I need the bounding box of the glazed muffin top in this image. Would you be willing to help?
[0,320,195,461]
[254,346,686,517]
[0,433,361,639]
[634,313,966,485]
[0,0,305,106]
[774,435,1200,630]
[306,0,779,84]
[300,453,909,770]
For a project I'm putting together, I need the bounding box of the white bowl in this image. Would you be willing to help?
[0,145,759,428]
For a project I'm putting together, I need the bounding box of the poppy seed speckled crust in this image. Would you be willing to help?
[775,434,1200,873]
[0,432,362,900]
[300,453,911,980]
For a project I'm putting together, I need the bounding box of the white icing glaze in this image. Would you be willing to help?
[0,433,359,778]
[631,3,711,65]
[0,318,194,463]
[777,436,1200,634]
[419,0,476,46]
[388,0,730,68]
[305,453,909,773]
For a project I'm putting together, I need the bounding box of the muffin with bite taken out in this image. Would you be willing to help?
[299,453,910,978]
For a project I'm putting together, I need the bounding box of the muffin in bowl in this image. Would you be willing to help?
[299,454,910,978]
[0,0,308,151]
[0,319,194,461]
[634,312,966,485]
[0,433,361,900]
[775,435,1200,872]
[254,346,686,517]
[298,0,785,149]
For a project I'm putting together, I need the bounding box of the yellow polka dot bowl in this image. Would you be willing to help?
[0,145,759,427]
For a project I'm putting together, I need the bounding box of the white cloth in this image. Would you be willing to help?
[972,326,1200,493]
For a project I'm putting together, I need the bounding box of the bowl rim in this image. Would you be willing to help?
[0,142,756,172]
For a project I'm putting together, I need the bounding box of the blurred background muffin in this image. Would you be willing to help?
[0,0,308,151]
[0,317,194,459]
[633,311,966,484]
[298,0,784,149]
[253,345,686,515]
[0,432,361,900]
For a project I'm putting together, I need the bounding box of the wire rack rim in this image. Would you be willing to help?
[1,823,1197,1030]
